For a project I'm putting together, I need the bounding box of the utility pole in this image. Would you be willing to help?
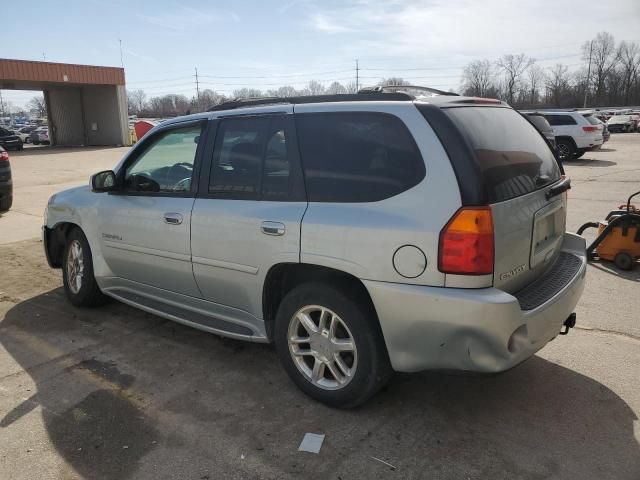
[0,90,5,118]
[355,59,359,92]
[119,39,124,68]
[195,67,201,108]
[42,53,46,61]
[583,40,593,108]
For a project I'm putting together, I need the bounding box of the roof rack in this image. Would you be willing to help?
[360,85,459,96]
[207,91,413,112]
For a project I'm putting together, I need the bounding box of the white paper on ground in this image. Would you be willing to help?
[298,433,325,454]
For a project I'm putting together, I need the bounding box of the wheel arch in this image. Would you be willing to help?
[555,135,577,149]
[44,221,81,268]
[262,263,382,343]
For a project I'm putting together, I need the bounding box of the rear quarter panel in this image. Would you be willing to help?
[298,102,461,286]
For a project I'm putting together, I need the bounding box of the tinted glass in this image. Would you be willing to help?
[445,107,561,203]
[296,112,425,202]
[209,116,269,198]
[125,124,202,193]
[584,115,600,125]
[545,114,577,126]
[526,114,553,133]
[262,117,293,200]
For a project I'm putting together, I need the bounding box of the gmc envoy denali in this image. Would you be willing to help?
[43,87,586,407]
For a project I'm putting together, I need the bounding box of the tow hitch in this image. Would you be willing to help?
[559,313,576,335]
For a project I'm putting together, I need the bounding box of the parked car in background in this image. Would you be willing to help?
[537,111,603,161]
[0,146,12,212]
[524,113,556,149]
[8,129,29,144]
[18,126,37,143]
[30,126,50,145]
[607,115,635,133]
[43,91,585,407]
[628,114,640,132]
[593,117,610,143]
[0,127,24,151]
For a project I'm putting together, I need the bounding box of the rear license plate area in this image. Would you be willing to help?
[531,200,565,269]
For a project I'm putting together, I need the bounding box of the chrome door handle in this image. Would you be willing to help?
[261,221,285,236]
[164,212,183,225]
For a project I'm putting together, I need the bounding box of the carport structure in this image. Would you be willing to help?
[0,59,130,146]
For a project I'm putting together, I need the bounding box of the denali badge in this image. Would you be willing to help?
[499,264,526,281]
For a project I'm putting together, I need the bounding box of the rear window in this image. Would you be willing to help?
[444,107,561,203]
[296,112,425,202]
[584,115,600,125]
[526,114,552,133]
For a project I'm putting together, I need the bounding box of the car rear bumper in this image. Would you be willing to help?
[365,233,587,373]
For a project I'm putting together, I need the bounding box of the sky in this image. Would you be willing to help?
[2,0,640,108]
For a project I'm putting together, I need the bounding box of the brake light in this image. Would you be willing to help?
[582,126,599,132]
[0,151,8,161]
[439,207,494,275]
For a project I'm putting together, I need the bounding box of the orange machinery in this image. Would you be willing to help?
[577,191,640,270]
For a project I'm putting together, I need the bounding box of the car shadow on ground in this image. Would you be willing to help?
[1,289,639,479]
[597,148,616,152]
[588,260,640,281]
[565,159,617,167]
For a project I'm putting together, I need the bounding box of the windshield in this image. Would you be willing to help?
[445,106,561,203]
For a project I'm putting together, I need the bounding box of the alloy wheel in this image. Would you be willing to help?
[287,305,358,390]
[66,239,84,294]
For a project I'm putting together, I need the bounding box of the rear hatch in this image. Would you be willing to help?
[441,105,565,293]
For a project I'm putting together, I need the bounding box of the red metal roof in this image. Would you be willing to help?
[0,59,125,86]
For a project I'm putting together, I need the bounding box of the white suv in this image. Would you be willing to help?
[43,90,587,407]
[537,111,604,161]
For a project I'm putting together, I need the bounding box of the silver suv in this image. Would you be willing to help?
[43,90,587,407]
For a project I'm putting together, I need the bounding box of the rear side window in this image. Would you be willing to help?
[295,112,425,202]
[444,107,561,203]
[209,115,301,200]
[545,115,577,126]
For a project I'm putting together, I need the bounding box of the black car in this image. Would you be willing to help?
[0,146,12,212]
[524,113,556,149]
[0,127,24,151]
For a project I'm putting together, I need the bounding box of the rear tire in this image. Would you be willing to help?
[274,282,392,408]
[0,196,12,212]
[556,139,575,162]
[614,252,634,271]
[62,228,108,307]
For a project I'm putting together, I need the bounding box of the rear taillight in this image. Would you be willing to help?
[0,151,8,161]
[582,126,599,132]
[439,207,494,275]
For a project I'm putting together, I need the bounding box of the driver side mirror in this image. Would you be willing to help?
[91,170,117,192]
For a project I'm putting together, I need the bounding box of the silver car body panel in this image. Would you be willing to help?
[366,233,586,373]
[295,102,460,286]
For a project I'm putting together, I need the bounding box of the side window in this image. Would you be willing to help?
[545,115,577,126]
[125,124,202,193]
[296,112,425,202]
[208,115,297,200]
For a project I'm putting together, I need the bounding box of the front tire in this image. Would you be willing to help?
[274,282,392,408]
[62,228,108,307]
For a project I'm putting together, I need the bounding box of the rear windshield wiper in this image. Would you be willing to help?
[545,177,571,200]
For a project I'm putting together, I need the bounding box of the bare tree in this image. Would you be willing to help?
[127,89,147,116]
[378,77,411,87]
[617,41,640,104]
[526,64,546,106]
[583,32,619,103]
[460,60,496,97]
[344,81,358,94]
[306,80,326,96]
[232,88,263,99]
[326,81,347,94]
[545,64,570,107]
[496,54,534,104]
[27,95,47,117]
